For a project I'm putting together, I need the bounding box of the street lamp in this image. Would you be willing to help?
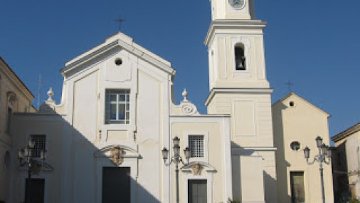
[162,136,191,203]
[303,136,331,203]
[18,139,47,203]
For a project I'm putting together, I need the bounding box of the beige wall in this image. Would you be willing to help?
[273,93,334,203]
[0,59,34,202]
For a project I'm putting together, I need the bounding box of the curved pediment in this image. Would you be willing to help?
[171,89,200,116]
[94,145,141,166]
[181,161,217,176]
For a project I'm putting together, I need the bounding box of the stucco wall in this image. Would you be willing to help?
[5,32,176,203]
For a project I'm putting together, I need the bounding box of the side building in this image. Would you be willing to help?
[0,57,35,203]
[272,93,334,203]
[332,123,360,201]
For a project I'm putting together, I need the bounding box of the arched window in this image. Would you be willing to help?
[235,44,246,70]
[6,92,17,133]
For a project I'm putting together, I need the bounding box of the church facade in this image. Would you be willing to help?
[8,0,278,202]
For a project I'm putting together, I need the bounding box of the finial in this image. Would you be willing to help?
[46,87,54,103]
[182,89,188,102]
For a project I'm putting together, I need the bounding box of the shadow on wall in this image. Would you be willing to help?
[272,102,292,203]
[230,142,284,203]
[8,106,160,203]
[332,141,350,202]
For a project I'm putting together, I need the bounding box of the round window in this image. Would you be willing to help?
[290,141,301,151]
[289,101,295,107]
[115,58,123,66]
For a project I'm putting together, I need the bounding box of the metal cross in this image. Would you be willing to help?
[114,17,125,31]
[285,81,294,92]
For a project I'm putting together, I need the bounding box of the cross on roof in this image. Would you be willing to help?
[285,81,294,92]
[114,17,125,31]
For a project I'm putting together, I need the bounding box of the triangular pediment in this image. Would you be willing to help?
[273,92,329,117]
[60,32,175,77]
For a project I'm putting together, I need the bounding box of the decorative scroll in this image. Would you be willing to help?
[180,102,199,116]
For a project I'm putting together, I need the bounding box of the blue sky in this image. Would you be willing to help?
[0,0,359,136]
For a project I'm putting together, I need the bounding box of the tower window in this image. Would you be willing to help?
[235,45,246,70]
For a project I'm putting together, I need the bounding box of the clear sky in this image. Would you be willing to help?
[0,0,359,137]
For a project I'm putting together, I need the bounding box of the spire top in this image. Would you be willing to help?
[182,89,188,102]
[46,87,54,103]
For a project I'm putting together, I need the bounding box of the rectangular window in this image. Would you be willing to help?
[30,135,46,158]
[290,171,305,203]
[189,135,204,158]
[105,90,130,124]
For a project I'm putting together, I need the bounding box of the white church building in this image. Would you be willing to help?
[8,0,279,202]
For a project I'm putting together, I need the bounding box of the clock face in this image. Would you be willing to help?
[228,0,245,9]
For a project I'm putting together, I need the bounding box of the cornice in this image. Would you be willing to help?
[231,147,277,155]
[205,19,267,46]
[205,88,273,106]
[332,123,360,142]
[0,57,35,100]
[170,114,231,118]
[61,41,118,74]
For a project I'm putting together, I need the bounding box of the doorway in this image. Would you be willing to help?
[102,167,131,203]
[188,179,207,203]
[25,178,45,203]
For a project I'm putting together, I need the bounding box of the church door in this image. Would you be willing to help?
[102,167,131,203]
[188,180,207,203]
[290,172,305,203]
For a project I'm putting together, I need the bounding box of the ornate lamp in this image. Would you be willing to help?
[161,137,190,203]
[303,146,310,160]
[303,136,331,203]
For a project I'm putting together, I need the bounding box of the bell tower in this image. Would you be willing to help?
[206,0,269,91]
[205,0,277,202]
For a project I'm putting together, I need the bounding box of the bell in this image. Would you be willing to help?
[237,61,244,70]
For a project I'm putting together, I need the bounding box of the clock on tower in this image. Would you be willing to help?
[228,0,246,9]
[210,0,254,20]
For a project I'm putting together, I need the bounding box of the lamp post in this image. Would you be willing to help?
[303,136,331,203]
[162,136,191,203]
[18,139,47,203]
